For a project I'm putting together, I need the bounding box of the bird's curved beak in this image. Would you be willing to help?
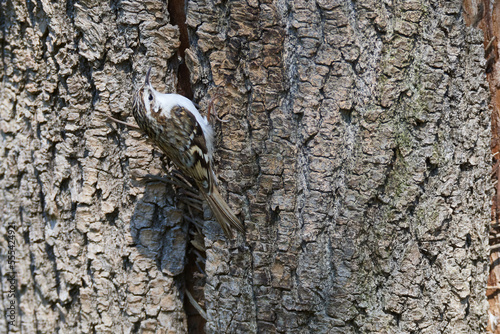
[145,67,152,86]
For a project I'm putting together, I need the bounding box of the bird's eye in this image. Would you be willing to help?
[148,94,153,101]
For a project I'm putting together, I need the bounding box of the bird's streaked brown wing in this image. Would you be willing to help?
[154,105,213,191]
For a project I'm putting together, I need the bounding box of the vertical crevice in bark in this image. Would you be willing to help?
[168,0,193,99]
[166,1,207,332]
[183,247,206,334]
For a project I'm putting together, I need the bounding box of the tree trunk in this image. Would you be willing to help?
[0,0,491,333]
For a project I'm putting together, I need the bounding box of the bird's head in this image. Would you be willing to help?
[133,67,158,116]
[142,67,158,115]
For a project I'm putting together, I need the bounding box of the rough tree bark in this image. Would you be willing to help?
[0,0,492,333]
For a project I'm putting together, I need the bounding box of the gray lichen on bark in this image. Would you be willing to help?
[0,0,492,333]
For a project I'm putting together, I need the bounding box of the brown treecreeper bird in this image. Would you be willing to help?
[132,68,244,238]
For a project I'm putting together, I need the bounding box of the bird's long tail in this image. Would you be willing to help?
[203,185,244,238]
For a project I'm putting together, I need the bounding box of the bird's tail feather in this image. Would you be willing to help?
[203,186,244,238]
